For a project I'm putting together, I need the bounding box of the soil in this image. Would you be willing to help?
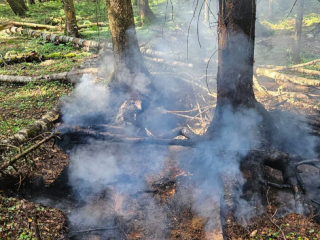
[0,195,67,240]
[225,212,320,240]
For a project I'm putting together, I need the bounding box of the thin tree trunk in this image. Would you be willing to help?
[28,0,35,5]
[63,0,79,37]
[106,0,149,92]
[268,0,274,21]
[139,0,155,24]
[292,0,304,64]
[7,0,28,16]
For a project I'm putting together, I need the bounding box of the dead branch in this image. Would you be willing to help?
[3,27,194,62]
[68,227,118,237]
[11,21,60,30]
[0,68,98,84]
[291,68,320,77]
[0,51,84,66]
[78,22,107,29]
[1,108,60,145]
[0,133,57,171]
[3,26,111,51]
[58,127,197,147]
[255,67,320,86]
[267,210,287,240]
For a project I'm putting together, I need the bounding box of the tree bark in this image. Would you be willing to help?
[139,0,155,25]
[6,0,28,16]
[63,0,79,37]
[215,0,257,109]
[106,0,149,92]
[292,0,304,64]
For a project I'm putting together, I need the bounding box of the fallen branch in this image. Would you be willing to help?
[291,68,320,77]
[11,21,60,30]
[255,67,320,86]
[3,26,111,51]
[78,22,107,29]
[58,127,197,147]
[1,108,60,145]
[0,51,83,67]
[3,27,205,62]
[68,227,117,237]
[0,133,57,171]
[0,68,98,84]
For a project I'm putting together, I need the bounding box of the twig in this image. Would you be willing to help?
[68,227,118,237]
[268,209,287,240]
[0,133,58,171]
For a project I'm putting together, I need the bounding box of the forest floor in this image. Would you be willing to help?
[1,0,320,239]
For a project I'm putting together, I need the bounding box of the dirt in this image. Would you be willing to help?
[225,212,320,240]
[0,140,70,189]
[0,195,67,240]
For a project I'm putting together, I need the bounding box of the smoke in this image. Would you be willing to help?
[55,0,320,238]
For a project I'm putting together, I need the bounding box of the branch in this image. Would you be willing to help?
[0,133,57,171]
[0,68,98,84]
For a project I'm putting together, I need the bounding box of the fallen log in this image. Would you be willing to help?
[4,26,112,51]
[58,128,197,147]
[11,21,60,30]
[0,133,57,171]
[0,51,42,66]
[4,26,191,62]
[291,68,320,77]
[1,108,60,145]
[255,68,320,86]
[0,51,83,66]
[0,68,98,84]
[78,22,107,29]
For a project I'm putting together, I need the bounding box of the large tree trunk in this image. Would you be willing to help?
[7,0,28,16]
[106,0,149,92]
[215,0,257,110]
[292,0,304,64]
[139,0,155,25]
[63,0,79,37]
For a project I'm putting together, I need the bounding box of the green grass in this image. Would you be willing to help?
[0,33,93,76]
[0,81,73,138]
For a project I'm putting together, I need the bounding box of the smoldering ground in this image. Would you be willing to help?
[57,0,320,238]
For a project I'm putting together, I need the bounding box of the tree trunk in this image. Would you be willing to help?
[106,0,149,92]
[63,0,79,37]
[215,0,257,110]
[28,0,35,4]
[139,0,155,25]
[292,0,304,64]
[7,0,28,16]
[268,0,274,21]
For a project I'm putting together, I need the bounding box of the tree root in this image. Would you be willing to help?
[245,150,320,211]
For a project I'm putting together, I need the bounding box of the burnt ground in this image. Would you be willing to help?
[1,29,320,240]
[0,139,70,239]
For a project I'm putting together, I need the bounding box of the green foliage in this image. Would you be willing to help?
[0,81,73,137]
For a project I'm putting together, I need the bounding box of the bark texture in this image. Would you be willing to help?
[292,0,304,63]
[215,0,257,109]
[63,0,79,37]
[7,0,28,16]
[106,0,149,91]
